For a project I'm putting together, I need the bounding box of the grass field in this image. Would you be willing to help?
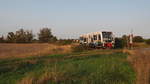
[0,43,71,59]
[0,48,135,84]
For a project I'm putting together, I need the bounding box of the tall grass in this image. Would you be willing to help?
[0,43,71,59]
[0,50,135,84]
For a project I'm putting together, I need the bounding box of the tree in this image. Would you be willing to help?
[15,29,26,43]
[6,29,34,43]
[133,36,144,43]
[25,30,34,43]
[7,32,16,43]
[49,36,57,43]
[114,38,125,49]
[122,35,128,47]
[0,36,5,43]
[38,28,56,43]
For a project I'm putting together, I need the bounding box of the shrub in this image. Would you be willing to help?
[133,36,144,43]
[56,39,74,45]
[145,39,150,45]
[114,38,125,49]
[122,35,128,47]
[71,44,89,52]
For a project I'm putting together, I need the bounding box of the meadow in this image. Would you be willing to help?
[0,44,135,84]
[0,43,71,59]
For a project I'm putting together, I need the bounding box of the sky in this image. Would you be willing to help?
[0,0,150,39]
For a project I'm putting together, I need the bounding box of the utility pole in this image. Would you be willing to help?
[129,29,133,49]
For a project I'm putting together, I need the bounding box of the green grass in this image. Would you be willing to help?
[0,50,135,84]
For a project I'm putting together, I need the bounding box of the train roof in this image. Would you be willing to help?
[80,31,113,37]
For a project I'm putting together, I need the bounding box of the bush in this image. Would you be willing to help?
[56,39,74,45]
[146,39,150,45]
[122,35,128,47]
[71,44,89,52]
[114,38,125,49]
[133,36,144,43]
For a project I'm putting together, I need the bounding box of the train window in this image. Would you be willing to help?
[93,35,97,40]
[80,37,83,40]
[102,32,112,39]
[84,38,87,42]
[98,34,101,40]
[91,38,93,42]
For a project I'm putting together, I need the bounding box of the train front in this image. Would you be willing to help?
[102,31,115,48]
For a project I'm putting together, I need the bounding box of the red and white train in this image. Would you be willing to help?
[79,31,115,48]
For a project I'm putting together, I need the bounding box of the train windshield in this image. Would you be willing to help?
[80,37,84,41]
[80,37,87,42]
[102,32,113,40]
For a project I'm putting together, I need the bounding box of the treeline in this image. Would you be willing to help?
[132,36,150,45]
[114,35,150,49]
[0,28,74,44]
[131,35,150,45]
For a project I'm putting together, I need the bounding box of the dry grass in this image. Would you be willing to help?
[133,42,150,48]
[0,43,71,59]
[18,69,64,84]
[127,48,150,84]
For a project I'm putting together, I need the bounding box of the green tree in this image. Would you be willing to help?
[114,38,125,49]
[133,36,144,43]
[6,29,34,43]
[7,32,16,43]
[15,29,26,43]
[38,28,56,43]
[25,30,34,43]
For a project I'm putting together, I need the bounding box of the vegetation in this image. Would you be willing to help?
[0,28,58,43]
[0,28,76,44]
[56,39,74,45]
[38,28,57,43]
[0,43,71,59]
[114,35,149,49]
[122,35,128,47]
[133,36,144,43]
[0,36,5,43]
[114,38,126,49]
[145,39,150,45]
[71,44,90,52]
[0,50,135,84]
[6,29,34,43]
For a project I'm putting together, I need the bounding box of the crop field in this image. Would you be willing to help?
[0,44,135,84]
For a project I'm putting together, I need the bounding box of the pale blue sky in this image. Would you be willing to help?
[0,0,150,39]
